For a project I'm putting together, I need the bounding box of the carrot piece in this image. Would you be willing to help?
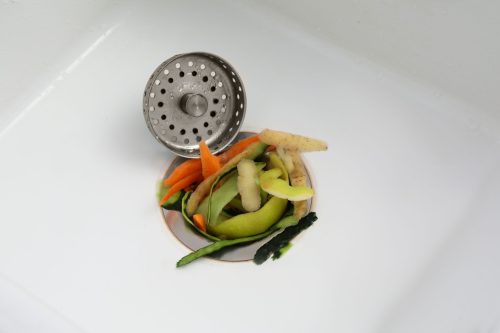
[163,159,202,187]
[192,213,207,232]
[160,173,203,206]
[199,141,221,179]
[218,136,260,164]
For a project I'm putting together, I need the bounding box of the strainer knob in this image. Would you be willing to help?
[180,93,208,117]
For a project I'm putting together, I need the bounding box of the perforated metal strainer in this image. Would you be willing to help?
[143,52,246,158]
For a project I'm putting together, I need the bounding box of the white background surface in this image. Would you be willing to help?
[1,1,499,332]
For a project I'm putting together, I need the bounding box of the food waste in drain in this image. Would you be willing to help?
[158,130,327,267]
[143,53,328,267]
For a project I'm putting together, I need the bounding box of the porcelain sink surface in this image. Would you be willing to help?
[1,1,499,332]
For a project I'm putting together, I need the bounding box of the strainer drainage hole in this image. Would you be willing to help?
[180,129,186,135]
[213,98,219,104]
[192,71,197,76]
[192,128,198,134]
[203,76,208,82]
[161,88,166,94]
[179,71,185,77]
[184,138,189,144]
[168,78,174,83]
[158,102,164,107]
[210,111,216,117]
[207,129,213,135]
[196,136,202,142]
[169,124,175,130]
[210,86,216,92]
[203,122,209,127]
[161,115,166,120]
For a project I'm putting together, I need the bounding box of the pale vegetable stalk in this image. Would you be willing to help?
[237,159,261,212]
[276,147,294,173]
[259,129,328,152]
[288,150,309,219]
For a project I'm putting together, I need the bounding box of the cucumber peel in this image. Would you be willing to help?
[197,172,239,226]
[176,213,299,267]
[181,192,220,242]
[259,169,314,201]
[158,182,184,211]
[254,212,317,265]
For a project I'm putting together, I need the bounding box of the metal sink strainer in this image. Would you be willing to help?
[143,52,246,158]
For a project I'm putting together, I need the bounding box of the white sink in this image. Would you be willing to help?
[1,1,499,332]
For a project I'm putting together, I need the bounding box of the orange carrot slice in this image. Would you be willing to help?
[199,141,221,179]
[163,159,202,187]
[160,173,203,206]
[218,136,260,164]
[192,213,207,232]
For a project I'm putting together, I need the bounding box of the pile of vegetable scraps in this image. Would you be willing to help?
[158,129,327,267]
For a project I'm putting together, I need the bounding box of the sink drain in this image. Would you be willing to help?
[145,53,313,262]
[160,133,315,262]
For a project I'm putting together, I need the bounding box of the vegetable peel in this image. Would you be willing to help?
[186,141,267,216]
[237,159,261,212]
[199,141,221,179]
[259,129,327,152]
[259,168,314,201]
[254,212,317,265]
[289,151,309,219]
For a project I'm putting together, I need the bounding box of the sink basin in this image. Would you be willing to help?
[1,1,499,332]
